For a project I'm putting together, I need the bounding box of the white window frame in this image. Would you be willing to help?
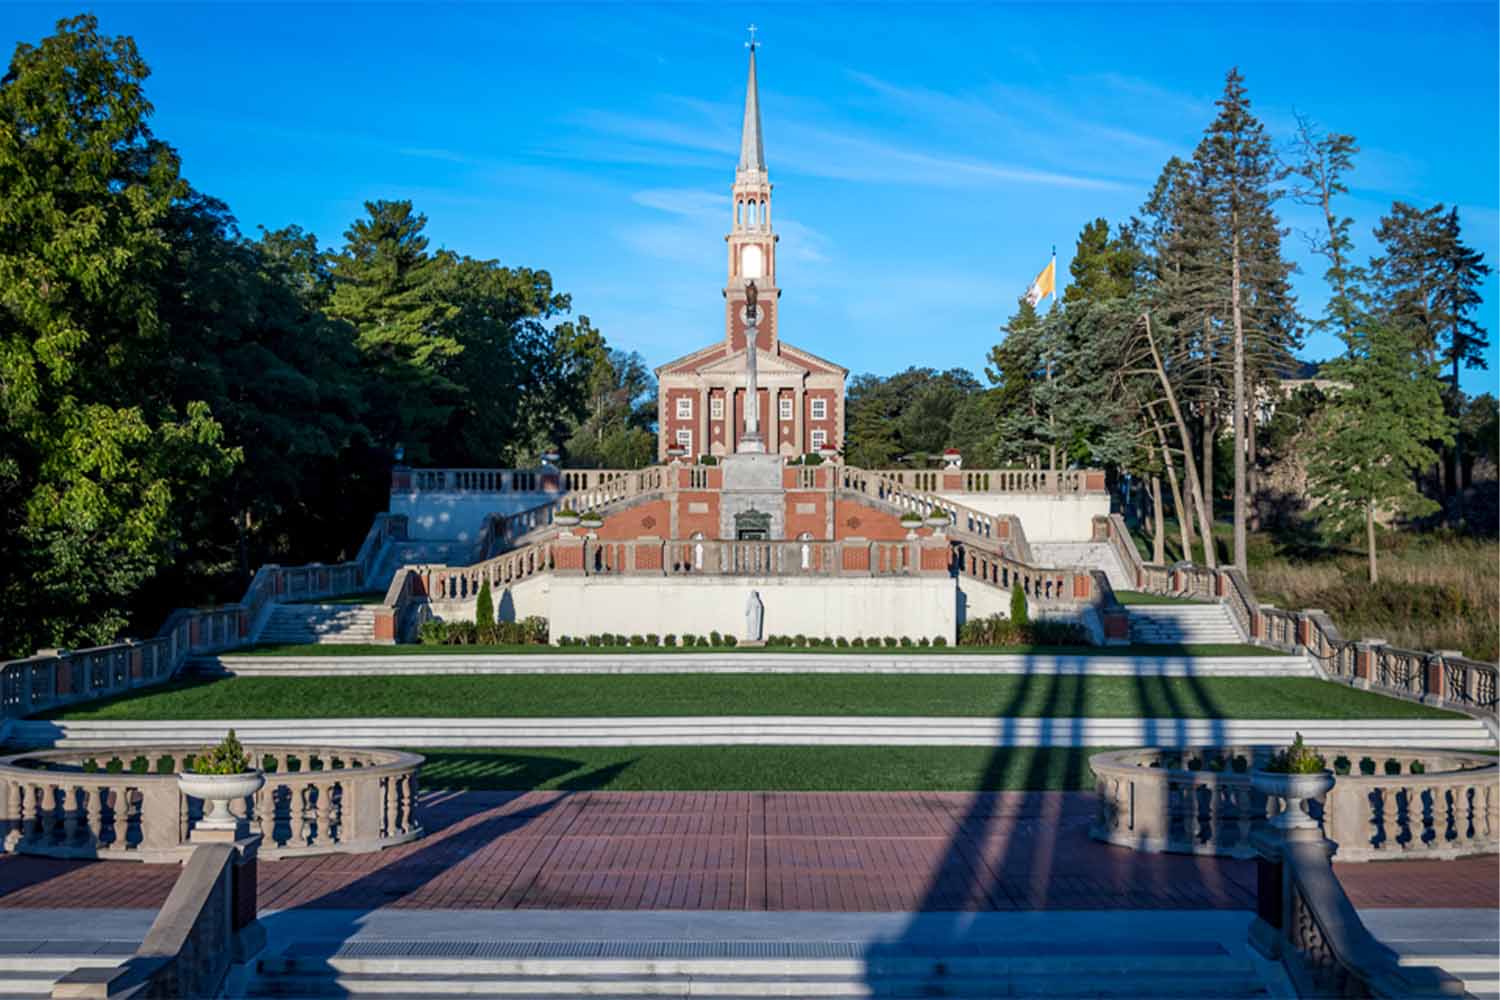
[810,429,827,450]
[779,397,792,420]
[676,430,693,452]
[810,398,827,420]
[711,397,724,419]
[676,396,693,420]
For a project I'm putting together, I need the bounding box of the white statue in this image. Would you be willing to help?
[744,589,764,642]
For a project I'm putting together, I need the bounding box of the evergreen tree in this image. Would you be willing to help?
[984,298,1052,466]
[326,200,463,465]
[1191,69,1299,572]
[1306,318,1451,583]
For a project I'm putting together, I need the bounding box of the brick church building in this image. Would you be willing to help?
[654,43,847,463]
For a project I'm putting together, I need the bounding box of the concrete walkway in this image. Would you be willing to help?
[13,715,1493,748]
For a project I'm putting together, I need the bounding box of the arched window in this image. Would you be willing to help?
[735,199,743,227]
[797,532,813,570]
[760,198,768,229]
[692,531,705,571]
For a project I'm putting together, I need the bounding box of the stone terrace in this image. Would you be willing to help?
[1,791,1494,913]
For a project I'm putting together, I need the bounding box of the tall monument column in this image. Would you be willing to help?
[737,281,766,454]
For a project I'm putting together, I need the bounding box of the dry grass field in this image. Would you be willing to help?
[1249,533,1498,662]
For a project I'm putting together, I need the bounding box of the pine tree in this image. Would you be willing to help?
[326,200,463,465]
[1191,69,1299,572]
[1306,318,1451,583]
[985,298,1053,467]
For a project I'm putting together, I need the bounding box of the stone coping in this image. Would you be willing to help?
[11,717,1494,750]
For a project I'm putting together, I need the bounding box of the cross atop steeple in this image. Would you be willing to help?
[738,29,765,173]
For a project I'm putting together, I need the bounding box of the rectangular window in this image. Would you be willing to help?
[676,397,693,419]
[711,397,724,419]
[675,429,692,450]
[811,398,827,420]
[811,429,827,450]
[779,397,792,420]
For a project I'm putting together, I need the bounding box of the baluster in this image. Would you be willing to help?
[316,782,332,846]
[299,785,314,845]
[257,785,275,846]
[61,786,80,846]
[111,786,128,850]
[84,785,101,848]
[6,781,25,850]
[383,776,398,837]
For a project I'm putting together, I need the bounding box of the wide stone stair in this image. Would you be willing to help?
[1030,540,1134,592]
[255,603,381,645]
[241,937,1282,998]
[1129,603,1245,645]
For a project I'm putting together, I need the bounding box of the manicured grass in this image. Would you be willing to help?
[234,641,1272,657]
[411,746,1112,791]
[1112,590,1210,606]
[45,673,1460,721]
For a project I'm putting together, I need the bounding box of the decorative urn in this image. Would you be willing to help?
[579,512,604,530]
[1250,769,1334,831]
[553,509,581,527]
[178,771,265,833]
[925,510,950,529]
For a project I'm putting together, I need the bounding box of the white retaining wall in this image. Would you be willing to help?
[389,491,551,542]
[941,493,1109,542]
[547,576,957,644]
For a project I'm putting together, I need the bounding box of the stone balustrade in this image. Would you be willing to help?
[1090,746,1497,862]
[1093,514,1498,723]
[2,516,401,721]
[398,463,1109,498]
[0,745,423,862]
[952,539,1109,609]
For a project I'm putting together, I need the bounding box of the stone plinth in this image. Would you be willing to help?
[719,453,785,540]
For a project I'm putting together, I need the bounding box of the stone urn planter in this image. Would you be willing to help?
[178,770,265,832]
[553,510,581,527]
[924,511,949,529]
[1251,769,1334,832]
[579,513,604,531]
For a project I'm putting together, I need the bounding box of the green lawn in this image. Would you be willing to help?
[1112,590,1210,606]
[234,641,1271,657]
[411,746,1112,791]
[45,673,1459,721]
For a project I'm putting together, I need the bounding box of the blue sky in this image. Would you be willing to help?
[5,3,1498,392]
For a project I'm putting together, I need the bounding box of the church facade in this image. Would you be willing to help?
[654,44,847,463]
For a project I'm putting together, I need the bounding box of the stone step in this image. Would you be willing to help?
[256,603,381,645]
[242,969,1271,998]
[191,652,1313,678]
[18,715,1491,750]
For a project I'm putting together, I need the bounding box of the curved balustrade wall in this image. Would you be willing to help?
[0,745,423,862]
[1091,747,1497,862]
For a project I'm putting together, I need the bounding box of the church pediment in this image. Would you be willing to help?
[698,347,810,378]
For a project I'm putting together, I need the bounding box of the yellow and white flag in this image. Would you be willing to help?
[1023,256,1056,306]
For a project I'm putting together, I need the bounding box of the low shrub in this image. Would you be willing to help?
[918,637,930,647]
[957,615,1090,648]
[933,636,947,647]
[1262,733,1326,775]
[836,637,849,648]
[724,635,737,647]
[629,634,645,647]
[851,637,864,648]
[709,631,722,647]
[793,634,807,647]
[883,637,898,648]
[899,636,913,648]
[475,580,494,628]
[663,634,677,647]
[645,633,659,647]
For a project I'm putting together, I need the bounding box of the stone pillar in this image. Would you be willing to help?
[793,386,805,455]
[699,385,709,460]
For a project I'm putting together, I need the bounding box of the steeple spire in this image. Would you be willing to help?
[738,27,765,173]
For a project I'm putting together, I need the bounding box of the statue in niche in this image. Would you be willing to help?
[745,589,764,643]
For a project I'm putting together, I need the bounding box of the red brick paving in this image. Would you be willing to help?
[0,792,1494,912]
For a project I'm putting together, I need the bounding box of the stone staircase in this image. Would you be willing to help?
[240,937,1282,998]
[255,603,381,645]
[1030,540,1133,591]
[1129,603,1246,645]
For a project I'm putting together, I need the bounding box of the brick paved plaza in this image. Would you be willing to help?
[1,791,1494,913]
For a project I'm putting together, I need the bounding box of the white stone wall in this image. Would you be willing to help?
[546,576,956,643]
[939,493,1108,542]
[389,492,551,542]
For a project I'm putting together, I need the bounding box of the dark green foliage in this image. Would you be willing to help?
[844,367,986,468]
[958,615,1090,647]
[0,18,610,659]
[1262,733,1325,774]
[475,581,494,628]
[1010,586,1029,625]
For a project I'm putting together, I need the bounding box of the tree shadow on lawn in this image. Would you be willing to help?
[416,751,636,792]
